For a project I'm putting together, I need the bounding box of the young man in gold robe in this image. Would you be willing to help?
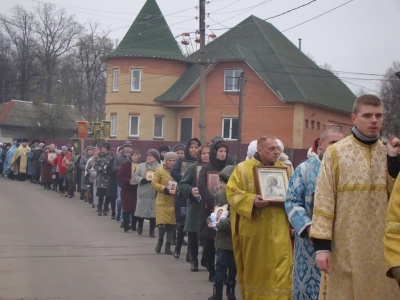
[226,136,293,300]
[10,138,31,181]
[384,174,400,289]
[310,94,400,299]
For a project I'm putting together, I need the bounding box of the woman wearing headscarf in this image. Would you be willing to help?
[133,149,161,237]
[57,146,71,197]
[177,144,210,270]
[198,140,231,282]
[117,149,140,232]
[152,151,178,254]
[43,145,55,190]
[170,138,201,255]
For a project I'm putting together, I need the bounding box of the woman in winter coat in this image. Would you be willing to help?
[27,146,36,182]
[86,149,99,207]
[152,152,178,255]
[57,146,71,197]
[170,138,201,258]
[177,145,210,270]
[198,140,231,282]
[93,143,114,216]
[79,147,94,200]
[42,146,54,190]
[133,149,161,237]
[117,149,140,232]
[105,152,120,220]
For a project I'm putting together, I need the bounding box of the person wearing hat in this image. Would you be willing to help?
[151,151,178,254]
[9,138,31,181]
[133,149,161,237]
[93,143,115,216]
[159,145,171,164]
[170,138,201,255]
[79,146,95,200]
[206,165,237,300]
[27,144,37,183]
[112,142,133,224]
[33,143,45,184]
[86,148,100,207]
[56,146,72,197]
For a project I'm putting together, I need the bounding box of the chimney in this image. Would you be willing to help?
[298,38,302,51]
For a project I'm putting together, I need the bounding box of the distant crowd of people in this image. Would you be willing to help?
[1,94,400,300]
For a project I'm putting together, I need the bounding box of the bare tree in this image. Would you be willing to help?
[380,61,400,137]
[75,23,113,121]
[0,6,38,101]
[35,3,84,103]
[0,32,17,103]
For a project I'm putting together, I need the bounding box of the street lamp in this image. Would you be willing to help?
[395,72,400,80]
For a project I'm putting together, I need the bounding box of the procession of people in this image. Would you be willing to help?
[1,94,400,300]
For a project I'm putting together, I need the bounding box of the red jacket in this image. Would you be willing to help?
[57,153,71,175]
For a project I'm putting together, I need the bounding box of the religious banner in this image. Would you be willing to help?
[70,138,80,155]
[102,120,111,141]
[77,121,88,139]
[92,122,102,140]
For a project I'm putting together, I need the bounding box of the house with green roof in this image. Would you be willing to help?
[105,0,355,151]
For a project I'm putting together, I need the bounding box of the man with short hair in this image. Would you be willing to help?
[285,129,344,300]
[310,95,400,299]
[226,136,293,300]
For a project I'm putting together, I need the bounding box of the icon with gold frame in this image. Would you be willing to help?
[253,166,289,203]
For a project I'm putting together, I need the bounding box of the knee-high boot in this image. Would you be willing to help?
[149,218,156,237]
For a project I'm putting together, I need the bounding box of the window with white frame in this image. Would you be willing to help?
[129,115,139,137]
[222,117,238,140]
[131,69,141,92]
[224,69,242,92]
[154,116,164,139]
[112,68,119,91]
[110,114,117,137]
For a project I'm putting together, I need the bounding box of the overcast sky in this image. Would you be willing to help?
[3,0,400,94]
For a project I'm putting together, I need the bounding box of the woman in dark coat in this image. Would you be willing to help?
[177,145,210,270]
[198,140,230,282]
[106,155,118,219]
[170,138,201,259]
[117,150,140,232]
[43,146,54,190]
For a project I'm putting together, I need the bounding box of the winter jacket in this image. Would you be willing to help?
[170,138,201,224]
[133,160,161,219]
[106,157,118,198]
[112,153,128,173]
[94,151,114,189]
[27,150,36,176]
[152,167,176,226]
[117,161,138,213]
[198,140,231,240]
[79,147,93,190]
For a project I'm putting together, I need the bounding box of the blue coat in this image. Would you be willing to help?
[27,150,36,176]
[285,156,322,300]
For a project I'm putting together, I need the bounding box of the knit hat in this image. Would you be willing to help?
[159,145,171,153]
[123,141,132,148]
[146,149,160,161]
[164,151,178,162]
[219,165,235,183]
[39,143,44,147]
[61,146,68,151]
[211,136,224,143]
[246,140,257,160]
[276,139,284,153]
[172,143,185,152]
[101,142,111,151]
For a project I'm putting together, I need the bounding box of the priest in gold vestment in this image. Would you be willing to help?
[384,174,400,289]
[310,95,400,300]
[10,139,31,181]
[226,136,293,300]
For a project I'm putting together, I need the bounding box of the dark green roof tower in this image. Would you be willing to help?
[108,0,190,62]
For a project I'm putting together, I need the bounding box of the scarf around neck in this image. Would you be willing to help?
[351,126,379,145]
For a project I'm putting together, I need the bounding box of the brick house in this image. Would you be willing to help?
[105,0,355,155]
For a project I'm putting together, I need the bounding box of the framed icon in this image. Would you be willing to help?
[206,171,220,194]
[253,166,289,203]
[145,169,155,181]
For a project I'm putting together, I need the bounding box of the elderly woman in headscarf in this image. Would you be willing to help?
[133,149,162,237]
[276,139,294,172]
[151,151,178,254]
[245,140,257,160]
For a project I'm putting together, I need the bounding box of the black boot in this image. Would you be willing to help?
[226,282,236,300]
[137,223,143,235]
[190,259,199,272]
[165,242,173,255]
[174,243,181,259]
[171,231,177,245]
[155,239,163,253]
[149,218,156,238]
[208,282,223,300]
[186,244,191,262]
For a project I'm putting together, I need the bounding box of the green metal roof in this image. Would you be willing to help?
[156,15,355,112]
[107,0,191,62]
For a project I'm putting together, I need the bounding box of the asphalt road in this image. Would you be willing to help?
[0,177,241,300]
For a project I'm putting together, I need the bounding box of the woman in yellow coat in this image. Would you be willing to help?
[152,152,178,255]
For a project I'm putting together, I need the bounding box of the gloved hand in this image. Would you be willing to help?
[163,188,170,195]
[392,266,400,286]
[141,178,148,185]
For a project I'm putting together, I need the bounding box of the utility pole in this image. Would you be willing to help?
[199,0,207,144]
[236,72,245,163]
